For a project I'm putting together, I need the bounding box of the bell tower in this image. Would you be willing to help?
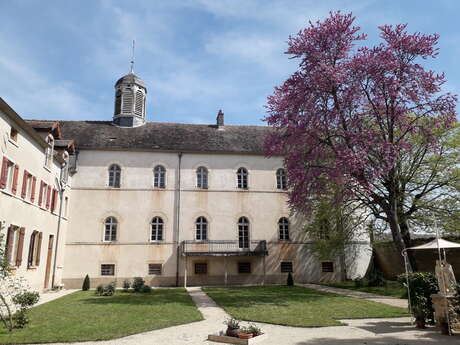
[113,41,147,127]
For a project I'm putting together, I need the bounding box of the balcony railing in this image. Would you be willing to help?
[181,240,268,256]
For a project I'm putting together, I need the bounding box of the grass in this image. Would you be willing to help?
[0,289,203,344]
[321,280,407,298]
[204,286,409,327]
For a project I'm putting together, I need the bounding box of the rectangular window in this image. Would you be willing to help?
[238,262,251,274]
[6,160,15,192]
[9,127,18,142]
[27,231,42,268]
[194,262,207,274]
[321,261,334,273]
[40,183,48,207]
[148,263,162,275]
[281,261,293,273]
[101,264,115,276]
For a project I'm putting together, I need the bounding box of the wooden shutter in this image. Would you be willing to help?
[38,181,44,206]
[30,176,36,202]
[35,232,43,266]
[21,170,28,198]
[0,157,9,189]
[4,226,14,262]
[16,227,25,267]
[46,186,51,209]
[51,189,58,212]
[11,164,19,194]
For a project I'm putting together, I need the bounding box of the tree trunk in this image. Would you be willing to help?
[399,216,417,271]
[386,210,417,271]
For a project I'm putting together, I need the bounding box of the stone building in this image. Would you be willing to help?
[0,71,371,291]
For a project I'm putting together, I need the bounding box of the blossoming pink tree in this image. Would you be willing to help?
[265,12,458,268]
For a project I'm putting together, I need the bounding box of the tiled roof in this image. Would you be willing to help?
[25,120,273,155]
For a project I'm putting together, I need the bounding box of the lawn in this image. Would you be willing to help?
[203,286,408,327]
[322,280,407,298]
[0,289,203,344]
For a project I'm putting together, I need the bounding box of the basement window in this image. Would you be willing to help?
[148,264,162,275]
[101,264,115,276]
[281,261,293,273]
[321,262,334,273]
[194,263,207,274]
[238,262,251,274]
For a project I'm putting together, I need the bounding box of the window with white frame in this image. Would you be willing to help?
[237,167,248,189]
[278,217,290,241]
[108,164,121,188]
[238,217,250,249]
[44,135,54,169]
[153,165,166,188]
[104,217,118,242]
[195,217,208,241]
[196,166,208,189]
[150,217,164,241]
[276,168,287,190]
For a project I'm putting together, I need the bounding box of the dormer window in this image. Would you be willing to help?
[44,135,54,169]
[9,127,18,143]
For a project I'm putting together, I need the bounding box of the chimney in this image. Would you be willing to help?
[216,109,224,127]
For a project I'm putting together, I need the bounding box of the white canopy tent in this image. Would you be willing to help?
[402,237,460,334]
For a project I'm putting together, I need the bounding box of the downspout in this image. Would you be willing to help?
[51,162,66,289]
[175,152,183,286]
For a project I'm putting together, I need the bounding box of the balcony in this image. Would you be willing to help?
[181,240,268,257]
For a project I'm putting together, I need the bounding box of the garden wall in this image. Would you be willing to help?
[374,238,460,280]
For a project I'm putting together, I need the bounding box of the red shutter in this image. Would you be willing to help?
[38,181,44,206]
[35,232,43,266]
[21,170,28,198]
[52,189,58,211]
[30,176,36,202]
[4,226,14,263]
[11,164,19,194]
[46,186,51,209]
[16,227,25,267]
[0,157,8,189]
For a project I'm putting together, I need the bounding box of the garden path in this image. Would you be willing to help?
[298,283,408,308]
[35,288,79,307]
[31,287,457,345]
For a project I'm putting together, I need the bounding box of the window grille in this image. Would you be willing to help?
[281,261,293,273]
[195,263,207,274]
[148,264,162,275]
[238,262,251,273]
[101,264,115,276]
[321,262,334,273]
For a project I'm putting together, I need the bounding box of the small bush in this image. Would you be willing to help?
[12,310,29,329]
[141,285,152,293]
[82,274,90,291]
[287,272,294,286]
[122,279,131,291]
[95,282,116,296]
[12,291,39,308]
[223,317,240,330]
[132,277,145,292]
[247,323,262,336]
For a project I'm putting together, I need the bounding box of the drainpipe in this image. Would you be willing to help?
[51,162,66,289]
[175,152,183,286]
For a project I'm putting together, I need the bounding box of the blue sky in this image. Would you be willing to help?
[0,0,458,125]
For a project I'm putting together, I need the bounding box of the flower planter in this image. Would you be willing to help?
[208,332,266,345]
[226,327,240,337]
[238,333,253,339]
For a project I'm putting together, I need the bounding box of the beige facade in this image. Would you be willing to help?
[0,99,72,291]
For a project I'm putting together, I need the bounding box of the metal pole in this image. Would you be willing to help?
[184,255,187,288]
[224,255,228,286]
[402,250,412,317]
[51,164,65,289]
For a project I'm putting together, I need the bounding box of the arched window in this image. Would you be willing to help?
[151,217,164,241]
[44,135,54,168]
[237,167,248,189]
[114,89,122,115]
[276,168,287,190]
[104,217,118,242]
[108,164,121,188]
[153,165,166,188]
[134,90,144,116]
[196,166,208,189]
[238,217,249,249]
[278,217,290,241]
[195,216,208,241]
[122,88,134,113]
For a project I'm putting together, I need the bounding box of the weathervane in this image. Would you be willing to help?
[130,40,135,74]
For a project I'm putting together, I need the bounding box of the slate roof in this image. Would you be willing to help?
[25,120,274,155]
[115,73,145,88]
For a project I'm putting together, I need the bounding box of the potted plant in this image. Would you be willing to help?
[411,296,428,329]
[247,323,262,337]
[238,326,253,339]
[223,318,240,337]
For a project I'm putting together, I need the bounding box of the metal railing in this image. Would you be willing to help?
[181,240,268,256]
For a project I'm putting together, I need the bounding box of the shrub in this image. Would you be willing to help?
[10,291,40,329]
[82,274,90,291]
[122,279,131,291]
[141,285,152,293]
[247,323,262,336]
[132,277,145,292]
[223,317,240,330]
[95,282,116,296]
[287,272,294,286]
[398,272,438,322]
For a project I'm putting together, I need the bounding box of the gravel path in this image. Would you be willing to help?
[30,286,457,345]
